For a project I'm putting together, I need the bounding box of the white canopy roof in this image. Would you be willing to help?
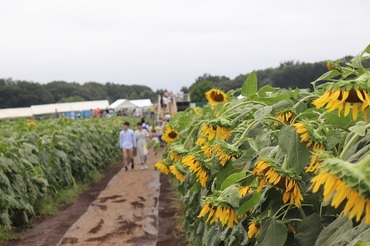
[0,107,33,119]
[130,99,153,107]
[31,100,109,115]
[109,99,137,109]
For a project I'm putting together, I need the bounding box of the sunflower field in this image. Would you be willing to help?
[156,45,370,245]
[0,117,123,230]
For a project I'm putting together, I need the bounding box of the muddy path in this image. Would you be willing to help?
[4,149,186,246]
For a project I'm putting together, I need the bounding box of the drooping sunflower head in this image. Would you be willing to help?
[182,154,209,187]
[169,151,182,162]
[195,137,208,146]
[247,220,261,238]
[239,186,253,198]
[293,120,325,150]
[200,124,231,141]
[169,164,186,182]
[205,89,228,109]
[155,160,170,175]
[275,110,294,125]
[310,154,370,224]
[198,201,238,228]
[162,125,179,144]
[312,80,370,121]
[252,159,303,207]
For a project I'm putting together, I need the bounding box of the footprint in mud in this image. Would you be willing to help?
[99,195,122,203]
[112,198,127,203]
[138,196,146,202]
[92,204,108,210]
[89,219,104,234]
[131,201,145,209]
[60,237,79,245]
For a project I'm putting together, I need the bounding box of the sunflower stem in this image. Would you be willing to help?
[339,133,360,160]
[231,120,258,147]
[281,204,292,220]
[356,153,370,172]
[292,95,316,110]
[183,121,203,146]
[298,207,306,219]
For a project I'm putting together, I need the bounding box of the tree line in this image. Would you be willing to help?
[0,80,158,109]
[188,56,370,102]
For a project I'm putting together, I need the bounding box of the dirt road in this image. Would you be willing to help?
[5,150,185,246]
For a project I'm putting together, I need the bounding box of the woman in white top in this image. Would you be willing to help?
[135,122,150,169]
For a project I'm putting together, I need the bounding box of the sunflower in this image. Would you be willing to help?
[247,221,261,238]
[312,82,370,121]
[169,151,182,162]
[293,122,324,150]
[195,137,207,146]
[162,125,179,144]
[275,110,294,125]
[182,154,209,187]
[194,107,201,115]
[26,119,36,127]
[205,89,228,109]
[306,151,323,173]
[310,154,370,224]
[214,144,231,166]
[239,186,253,198]
[155,161,170,175]
[200,144,213,158]
[169,165,185,182]
[200,124,231,141]
[252,159,303,207]
[198,203,238,228]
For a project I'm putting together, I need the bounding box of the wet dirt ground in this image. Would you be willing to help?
[4,150,186,246]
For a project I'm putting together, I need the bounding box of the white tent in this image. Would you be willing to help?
[31,100,109,115]
[70,100,109,111]
[0,107,33,119]
[109,99,137,109]
[130,99,153,107]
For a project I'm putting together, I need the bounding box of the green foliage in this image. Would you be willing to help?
[0,117,123,230]
[0,79,157,108]
[159,45,370,245]
[189,80,213,102]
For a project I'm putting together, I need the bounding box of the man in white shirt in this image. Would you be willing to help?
[119,122,137,171]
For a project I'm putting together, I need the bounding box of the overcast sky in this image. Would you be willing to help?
[1,0,369,92]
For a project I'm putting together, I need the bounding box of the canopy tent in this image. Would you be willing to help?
[70,100,109,111]
[130,99,153,107]
[0,107,33,120]
[31,100,109,115]
[109,99,137,109]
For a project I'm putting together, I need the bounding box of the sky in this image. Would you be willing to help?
[1,0,369,92]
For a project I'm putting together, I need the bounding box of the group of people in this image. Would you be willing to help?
[119,118,165,171]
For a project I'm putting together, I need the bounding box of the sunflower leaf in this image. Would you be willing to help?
[313,70,341,82]
[257,217,288,246]
[237,191,261,215]
[242,71,257,97]
[220,172,247,190]
[278,125,311,173]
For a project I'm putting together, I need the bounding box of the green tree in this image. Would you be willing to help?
[58,96,85,103]
[189,80,213,102]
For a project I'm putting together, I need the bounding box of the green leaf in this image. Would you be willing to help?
[237,191,261,215]
[314,216,352,246]
[365,44,370,54]
[241,71,257,97]
[257,217,288,246]
[278,125,311,173]
[253,106,272,122]
[220,172,247,190]
[220,186,240,208]
[314,70,341,82]
[349,121,367,137]
[295,213,323,246]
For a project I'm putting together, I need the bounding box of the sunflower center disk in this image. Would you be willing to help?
[212,93,225,102]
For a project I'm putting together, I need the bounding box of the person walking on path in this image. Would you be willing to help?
[120,122,137,171]
[135,122,150,169]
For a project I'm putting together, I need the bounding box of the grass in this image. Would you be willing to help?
[0,169,103,243]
